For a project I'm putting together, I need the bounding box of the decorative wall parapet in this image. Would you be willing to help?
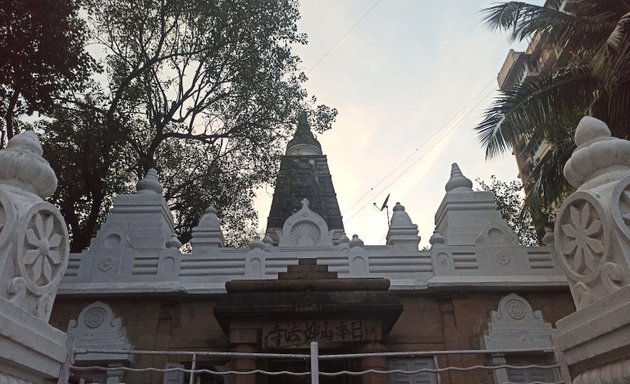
[59,163,568,295]
[0,131,70,383]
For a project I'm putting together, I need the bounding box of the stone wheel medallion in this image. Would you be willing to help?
[16,203,69,295]
[555,194,608,282]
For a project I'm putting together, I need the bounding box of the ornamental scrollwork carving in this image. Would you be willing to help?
[7,277,27,305]
[0,191,16,247]
[15,202,69,296]
[35,294,53,319]
[555,194,609,283]
[612,175,630,241]
[601,262,624,293]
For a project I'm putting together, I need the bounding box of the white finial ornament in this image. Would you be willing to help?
[445,163,473,192]
[0,130,57,198]
[563,116,630,189]
[136,168,163,194]
[166,234,182,249]
[429,230,445,245]
[249,235,266,250]
[349,234,364,248]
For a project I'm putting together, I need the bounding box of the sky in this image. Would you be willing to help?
[254,0,541,248]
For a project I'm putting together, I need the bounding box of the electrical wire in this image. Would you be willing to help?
[306,0,383,74]
[343,78,497,223]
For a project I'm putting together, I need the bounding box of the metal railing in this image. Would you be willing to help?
[58,342,570,384]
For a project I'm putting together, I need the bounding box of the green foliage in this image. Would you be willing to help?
[40,94,133,252]
[476,176,540,247]
[0,0,92,146]
[36,0,336,251]
[477,0,630,218]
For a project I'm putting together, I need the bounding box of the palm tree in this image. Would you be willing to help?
[476,0,630,223]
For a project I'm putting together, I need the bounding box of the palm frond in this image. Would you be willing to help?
[481,2,617,53]
[591,11,630,88]
[522,137,574,221]
[475,65,595,158]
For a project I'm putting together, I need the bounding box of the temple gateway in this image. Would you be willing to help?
[2,116,630,384]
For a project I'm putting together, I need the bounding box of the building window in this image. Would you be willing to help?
[388,358,438,384]
[505,357,558,383]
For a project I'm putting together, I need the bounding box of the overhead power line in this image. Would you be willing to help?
[307,0,383,75]
[343,78,497,223]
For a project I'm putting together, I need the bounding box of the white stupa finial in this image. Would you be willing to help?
[136,168,163,194]
[445,163,473,192]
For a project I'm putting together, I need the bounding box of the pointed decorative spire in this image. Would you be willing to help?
[390,202,412,225]
[386,202,420,250]
[286,111,322,156]
[166,234,182,249]
[429,230,445,245]
[296,110,311,136]
[349,234,364,248]
[434,162,503,245]
[445,163,473,192]
[262,234,274,246]
[136,168,163,195]
[190,204,224,249]
[197,205,220,227]
[0,130,57,198]
[249,235,266,250]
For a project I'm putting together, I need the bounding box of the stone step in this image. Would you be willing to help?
[287,264,329,273]
[278,271,338,280]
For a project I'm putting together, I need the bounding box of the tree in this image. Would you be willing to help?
[41,94,132,252]
[476,176,540,246]
[0,0,91,147]
[476,0,630,217]
[42,0,336,251]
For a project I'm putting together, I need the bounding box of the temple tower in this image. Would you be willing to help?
[265,113,344,244]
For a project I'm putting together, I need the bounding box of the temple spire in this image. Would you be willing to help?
[266,112,343,245]
[286,112,322,156]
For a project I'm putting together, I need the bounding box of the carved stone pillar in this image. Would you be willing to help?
[360,341,388,384]
[551,117,630,382]
[0,131,70,383]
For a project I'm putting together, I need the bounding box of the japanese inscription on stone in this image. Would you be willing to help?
[263,320,374,347]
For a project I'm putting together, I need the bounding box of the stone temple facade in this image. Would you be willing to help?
[2,116,630,384]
